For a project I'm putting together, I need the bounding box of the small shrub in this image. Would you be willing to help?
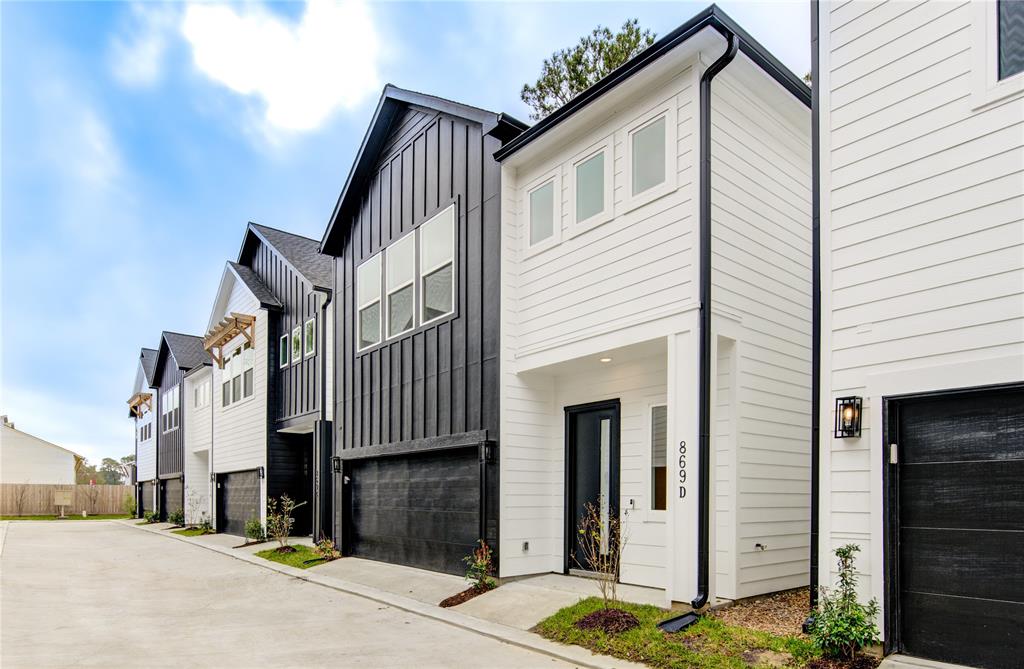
[809,544,880,660]
[122,492,136,517]
[314,534,341,561]
[167,508,185,526]
[575,500,627,608]
[266,494,305,551]
[143,510,159,524]
[463,540,497,591]
[245,517,265,542]
[198,515,214,533]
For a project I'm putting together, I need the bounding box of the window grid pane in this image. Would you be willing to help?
[422,263,453,322]
[1000,0,1024,80]
[631,116,667,196]
[389,284,414,336]
[651,405,668,510]
[575,152,604,222]
[359,303,381,349]
[529,181,555,245]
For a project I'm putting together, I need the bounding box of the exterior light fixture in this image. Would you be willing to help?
[209,472,216,483]
[331,456,342,474]
[257,466,265,479]
[834,396,862,438]
[599,357,612,363]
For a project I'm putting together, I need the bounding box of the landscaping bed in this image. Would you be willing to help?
[712,587,811,638]
[440,583,494,608]
[254,544,334,570]
[1,514,131,521]
[171,527,215,537]
[536,597,821,669]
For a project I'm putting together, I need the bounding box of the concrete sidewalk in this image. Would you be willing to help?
[119,520,645,669]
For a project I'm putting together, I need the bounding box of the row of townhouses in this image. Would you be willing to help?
[127,4,1023,669]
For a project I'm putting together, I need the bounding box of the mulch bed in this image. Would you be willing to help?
[712,587,811,637]
[274,545,297,554]
[807,655,879,669]
[439,584,494,608]
[574,608,640,634]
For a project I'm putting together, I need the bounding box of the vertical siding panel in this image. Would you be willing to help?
[401,147,413,234]
[465,123,483,432]
[401,337,413,440]
[438,321,451,435]
[425,326,437,438]
[426,120,439,214]
[439,118,453,202]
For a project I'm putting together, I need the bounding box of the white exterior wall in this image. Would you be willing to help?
[710,66,813,599]
[133,362,157,482]
[184,367,212,524]
[0,425,77,484]
[818,0,1024,612]
[499,37,812,604]
[210,277,268,525]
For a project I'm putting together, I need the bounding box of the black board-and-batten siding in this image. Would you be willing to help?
[155,359,184,479]
[335,106,501,453]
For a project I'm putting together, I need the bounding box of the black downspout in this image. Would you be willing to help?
[808,0,821,617]
[693,29,738,612]
[317,289,333,541]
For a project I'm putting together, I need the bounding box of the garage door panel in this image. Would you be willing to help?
[901,592,1024,669]
[900,527,1024,602]
[349,447,480,575]
[899,392,1024,463]
[219,471,260,537]
[140,482,155,515]
[900,460,1024,530]
[160,478,183,519]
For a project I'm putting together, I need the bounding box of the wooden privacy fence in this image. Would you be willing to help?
[0,483,133,516]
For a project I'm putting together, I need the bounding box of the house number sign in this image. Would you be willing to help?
[678,440,687,498]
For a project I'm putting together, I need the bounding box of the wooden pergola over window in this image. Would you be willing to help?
[205,312,256,369]
[127,392,152,417]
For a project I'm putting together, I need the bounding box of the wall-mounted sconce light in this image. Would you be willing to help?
[209,472,216,482]
[331,456,342,474]
[257,466,265,479]
[834,396,862,438]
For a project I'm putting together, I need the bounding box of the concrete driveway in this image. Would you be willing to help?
[0,521,575,668]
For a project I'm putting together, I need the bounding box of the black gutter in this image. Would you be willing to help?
[692,29,738,612]
[494,4,808,163]
[808,0,822,616]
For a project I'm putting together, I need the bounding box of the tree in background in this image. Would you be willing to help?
[75,455,134,485]
[521,19,656,120]
[75,459,98,485]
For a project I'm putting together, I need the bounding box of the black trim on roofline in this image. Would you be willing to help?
[493,4,809,163]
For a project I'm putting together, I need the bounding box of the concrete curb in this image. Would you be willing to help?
[114,520,644,669]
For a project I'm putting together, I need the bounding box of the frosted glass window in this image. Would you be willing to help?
[420,206,454,323]
[631,116,666,196]
[387,233,415,337]
[1000,0,1024,80]
[529,181,555,245]
[650,405,667,510]
[599,418,611,555]
[357,254,382,349]
[575,152,605,223]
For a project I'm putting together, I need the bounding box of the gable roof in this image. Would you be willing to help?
[228,261,284,310]
[319,85,528,254]
[157,331,210,378]
[494,4,810,162]
[240,222,333,291]
[140,347,159,386]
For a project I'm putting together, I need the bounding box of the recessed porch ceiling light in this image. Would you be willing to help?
[599,357,612,363]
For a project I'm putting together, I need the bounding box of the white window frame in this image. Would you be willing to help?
[568,136,614,236]
[162,386,179,433]
[386,230,417,338]
[222,343,255,409]
[356,253,382,351]
[623,99,677,214]
[304,318,316,358]
[971,1,1024,109]
[291,325,302,364]
[279,334,289,368]
[646,402,668,522]
[419,205,456,328]
[522,169,562,258]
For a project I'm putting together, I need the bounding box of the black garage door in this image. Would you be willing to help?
[159,478,183,521]
[891,385,1024,669]
[139,481,155,516]
[217,470,260,537]
[347,448,479,575]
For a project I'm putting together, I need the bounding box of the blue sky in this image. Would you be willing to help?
[0,1,808,466]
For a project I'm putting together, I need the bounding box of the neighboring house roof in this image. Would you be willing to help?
[228,261,284,310]
[319,84,527,254]
[161,331,210,373]
[140,347,159,386]
[494,4,810,162]
[0,423,84,461]
[243,223,334,291]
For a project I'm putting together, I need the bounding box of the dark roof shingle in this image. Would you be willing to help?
[228,262,283,309]
[139,347,159,385]
[163,332,209,372]
[250,223,332,290]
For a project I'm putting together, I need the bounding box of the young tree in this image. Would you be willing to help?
[574,500,628,608]
[521,19,656,120]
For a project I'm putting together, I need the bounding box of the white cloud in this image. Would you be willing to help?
[109,3,179,87]
[181,0,381,133]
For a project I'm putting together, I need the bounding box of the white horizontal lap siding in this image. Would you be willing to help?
[136,409,157,481]
[211,280,268,476]
[183,369,212,524]
[512,65,698,354]
[0,427,76,484]
[710,66,812,599]
[820,0,1024,608]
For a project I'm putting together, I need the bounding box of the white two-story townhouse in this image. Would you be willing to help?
[128,347,159,517]
[205,223,333,537]
[812,1,1024,667]
[496,5,812,608]
[183,363,213,525]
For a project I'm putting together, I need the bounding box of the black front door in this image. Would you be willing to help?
[565,400,620,573]
[886,384,1024,669]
